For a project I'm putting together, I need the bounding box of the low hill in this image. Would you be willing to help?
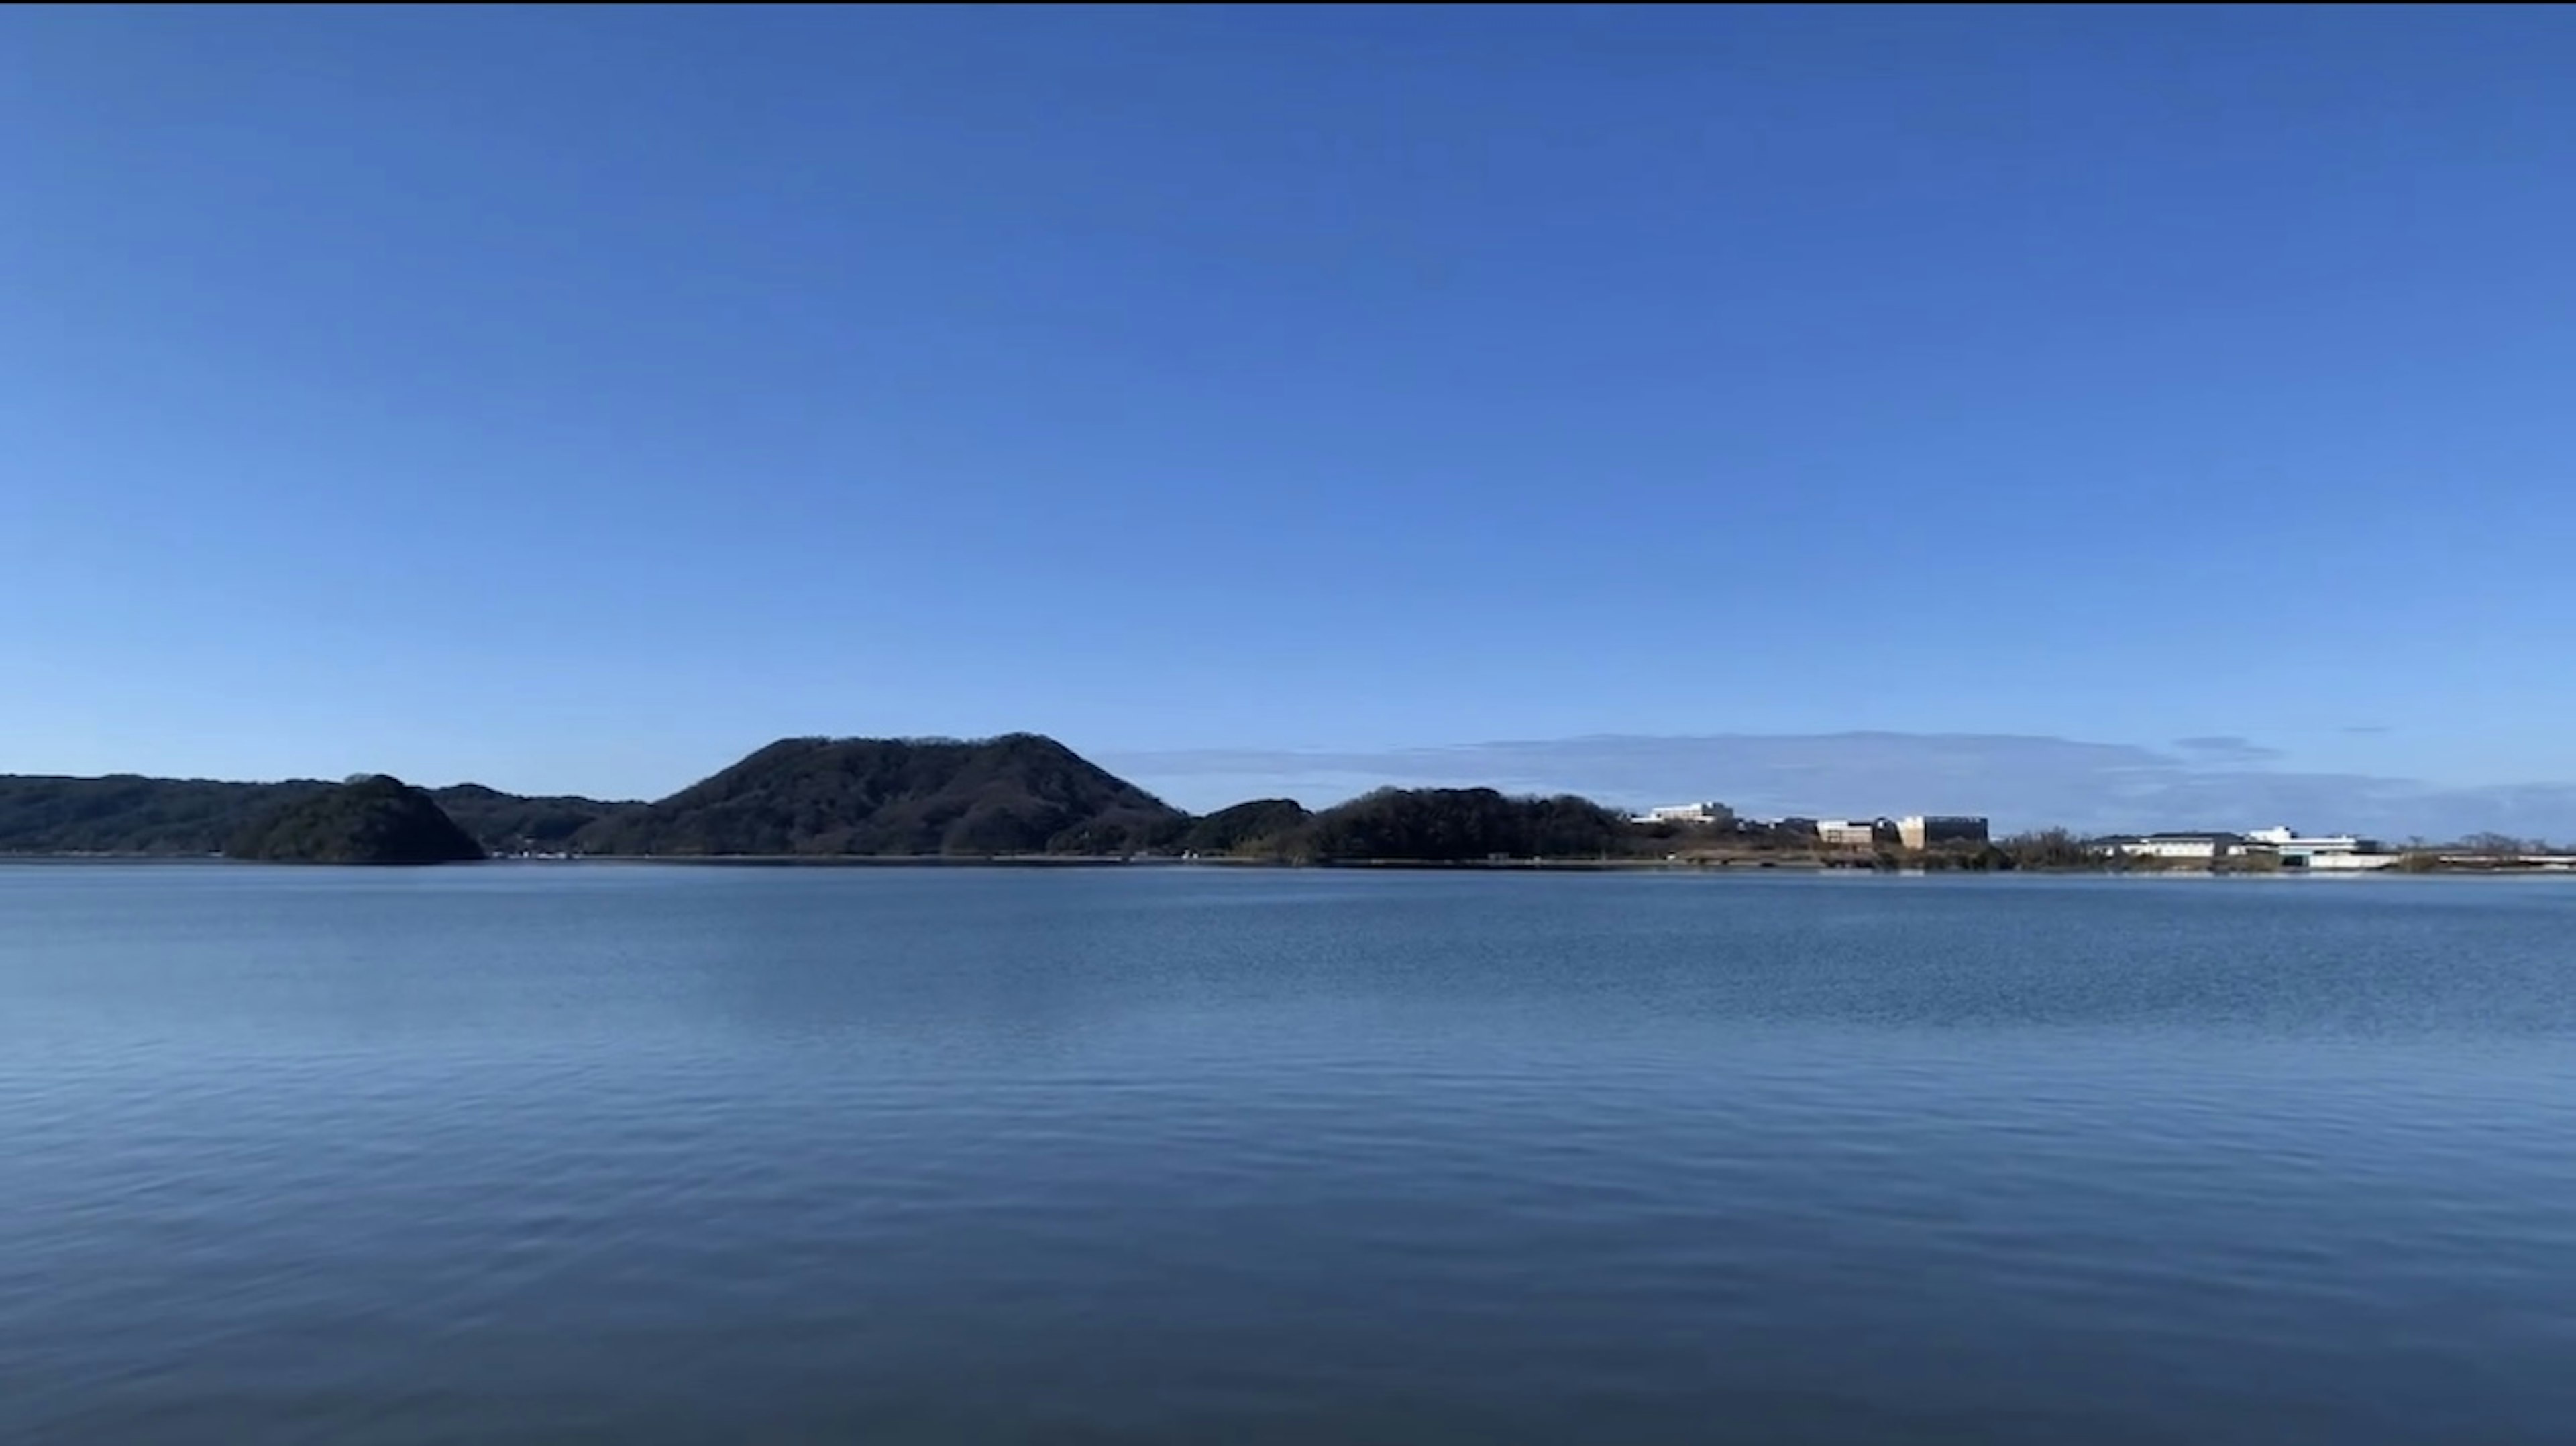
[428,785,629,852]
[0,774,623,856]
[1181,798,1312,856]
[570,733,1187,857]
[225,775,486,865]
[1295,787,1631,863]
[0,775,327,856]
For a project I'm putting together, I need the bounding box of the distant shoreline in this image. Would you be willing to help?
[13,737,2569,875]
[5,852,2571,877]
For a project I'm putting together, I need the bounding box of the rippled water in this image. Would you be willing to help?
[3,865,2572,1445]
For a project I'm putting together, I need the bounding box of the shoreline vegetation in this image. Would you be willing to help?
[504,852,2576,876]
[1,733,2567,872]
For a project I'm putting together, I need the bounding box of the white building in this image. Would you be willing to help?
[1631,801,1733,826]
[2244,826,2381,856]
[2245,826,2394,869]
[2108,832,2247,860]
[2301,852,2403,871]
[2109,826,2400,868]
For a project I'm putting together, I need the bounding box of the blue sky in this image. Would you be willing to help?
[7,7,2573,834]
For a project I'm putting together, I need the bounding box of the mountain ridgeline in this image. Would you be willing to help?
[225,775,486,865]
[569,734,1183,858]
[1,733,1739,864]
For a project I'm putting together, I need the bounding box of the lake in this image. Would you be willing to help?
[3,865,2572,1445]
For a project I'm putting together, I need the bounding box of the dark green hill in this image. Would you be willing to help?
[1181,798,1312,856]
[570,733,1187,857]
[428,784,628,852]
[0,744,1690,865]
[0,774,623,856]
[0,775,325,855]
[1297,787,1630,863]
[225,775,487,865]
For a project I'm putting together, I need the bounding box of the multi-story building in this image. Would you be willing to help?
[2244,826,2384,857]
[1816,818,1894,848]
[2243,826,2395,869]
[1631,802,1735,826]
[1897,815,1990,850]
[2108,828,2404,865]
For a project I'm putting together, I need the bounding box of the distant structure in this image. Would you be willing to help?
[2104,826,2397,869]
[1809,816,1991,850]
[1815,818,1896,848]
[2243,826,2395,870]
[2108,831,2247,860]
[1898,815,1990,850]
[1631,801,1735,826]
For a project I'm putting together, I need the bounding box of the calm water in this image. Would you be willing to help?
[3,866,2573,1445]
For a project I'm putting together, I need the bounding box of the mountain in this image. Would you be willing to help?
[428,785,628,852]
[0,738,1184,859]
[0,775,327,855]
[0,774,623,856]
[0,739,1684,864]
[570,733,1188,857]
[225,775,486,865]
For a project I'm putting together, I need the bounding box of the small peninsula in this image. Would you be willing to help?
[225,775,486,865]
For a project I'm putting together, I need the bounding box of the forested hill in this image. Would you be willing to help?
[427,785,626,852]
[0,774,627,856]
[0,735,1750,863]
[567,733,1186,857]
[1297,788,1630,863]
[225,775,486,865]
[0,732,1197,858]
[0,775,331,856]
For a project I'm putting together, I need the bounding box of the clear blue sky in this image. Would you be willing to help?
[7,7,2573,827]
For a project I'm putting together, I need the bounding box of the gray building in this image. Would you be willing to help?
[1816,818,1895,848]
[1898,815,1990,850]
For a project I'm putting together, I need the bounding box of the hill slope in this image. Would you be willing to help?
[0,774,624,855]
[225,775,487,865]
[1297,787,1630,863]
[0,775,326,855]
[1180,798,1313,856]
[428,785,629,852]
[570,734,1186,856]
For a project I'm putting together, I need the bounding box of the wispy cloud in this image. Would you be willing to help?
[1102,732,2576,842]
[2171,735,2284,765]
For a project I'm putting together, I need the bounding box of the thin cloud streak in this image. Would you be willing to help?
[2171,736,2285,764]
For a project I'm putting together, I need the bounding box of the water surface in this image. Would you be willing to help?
[3,865,2571,1444]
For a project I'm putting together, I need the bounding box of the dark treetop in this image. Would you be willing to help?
[566,734,1186,858]
[223,775,486,865]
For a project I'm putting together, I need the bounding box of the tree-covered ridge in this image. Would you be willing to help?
[0,775,329,855]
[20,734,2518,868]
[0,774,625,856]
[1293,787,1630,863]
[1179,799,1312,856]
[225,775,486,865]
[427,785,627,852]
[0,747,1840,863]
[566,733,1188,857]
